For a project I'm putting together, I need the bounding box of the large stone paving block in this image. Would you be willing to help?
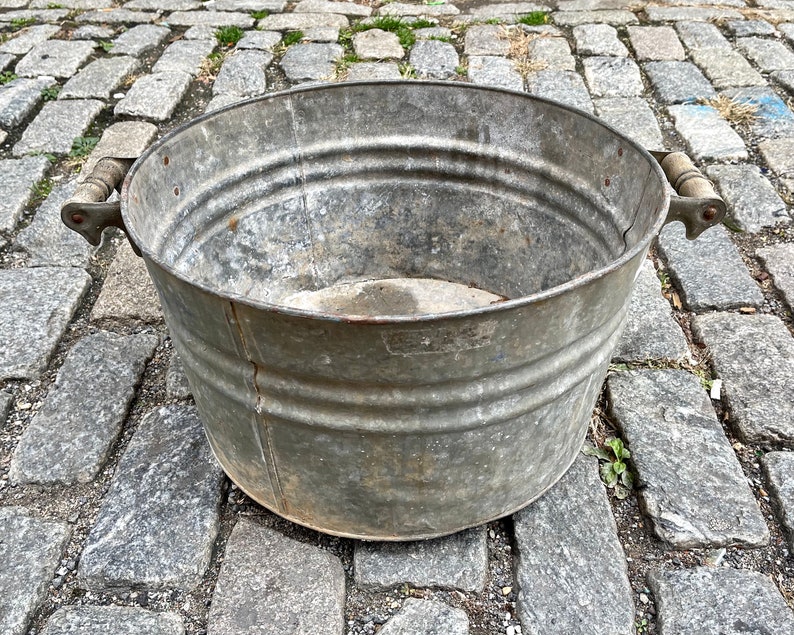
[707,164,789,233]
[41,606,185,635]
[674,20,731,51]
[667,104,747,161]
[594,97,663,149]
[9,330,158,485]
[78,405,225,592]
[0,507,71,635]
[525,69,593,113]
[607,369,768,549]
[464,24,509,56]
[613,259,688,362]
[165,10,255,27]
[722,86,794,140]
[80,120,159,182]
[757,243,794,309]
[13,98,105,156]
[378,598,468,635]
[409,40,459,79]
[213,49,271,97]
[207,518,345,635]
[527,37,575,72]
[738,36,794,73]
[0,76,58,129]
[0,24,60,55]
[644,61,716,105]
[114,71,192,122]
[647,567,794,633]
[354,527,487,592]
[110,24,171,56]
[152,39,216,76]
[690,48,765,89]
[572,23,628,57]
[691,312,794,447]
[15,39,95,78]
[583,56,643,97]
[0,267,91,380]
[763,451,794,551]
[759,137,794,196]
[627,25,685,61]
[60,55,140,100]
[0,391,11,425]
[280,42,344,81]
[513,454,634,635]
[0,154,50,232]
[657,223,763,312]
[467,55,523,91]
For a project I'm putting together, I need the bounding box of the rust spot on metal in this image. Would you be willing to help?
[71,213,84,224]
[703,205,718,222]
[173,186,180,196]
[604,178,611,186]
[228,216,238,231]
[618,147,623,157]
[163,155,169,166]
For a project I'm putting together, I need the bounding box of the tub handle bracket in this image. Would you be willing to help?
[61,157,139,255]
[651,151,726,240]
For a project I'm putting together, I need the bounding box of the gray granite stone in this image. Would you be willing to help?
[41,606,185,635]
[608,369,768,548]
[204,93,242,112]
[464,24,509,56]
[647,567,794,633]
[613,260,688,361]
[0,268,91,380]
[774,69,794,95]
[280,42,343,81]
[692,312,794,446]
[722,86,794,140]
[707,164,789,232]
[126,0,199,8]
[0,508,71,635]
[111,24,171,56]
[527,36,575,71]
[91,240,163,323]
[377,1,460,16]
[759,138,794,193]
[0,155,51,232]
[0,24,60,55]
[259,12,349,30]
[208,518,345,635]
[644,61,716,104]
[572,23,628,57]
[675,20,731,51]
[645,6,742,21]
[0,391,10,425]
[238,30,281,50]
[0,52,13,70]
[184,25,220,41]
[782,22,794,44]
[0,76,57,129]
[302,26,340,42]
[667,104,747,161]
[757,243,794,308]
[513,454,634,635]
[114,71,192,121]
[81,120,159,182]
[738,36,794,72]
[726,19,776,37]
[526,69,593,113]
[0,8,68,20]
[346,61,402,80]
[211,0,286,10]
[627,25,685,61]
[294,0,372,16]
[353,29,404,60]
[354,527,487,592]
[165,10,254,27]
[78,405,225,592]
[691,49,766,89]
[213,49,271,97]
[60,55,139,100]
[166,354,192,399]
[77,9,158,23]
[552,10,638,26]
[378,599,468,635]
[152,39,215,76]
[16,40,95,78]
[467,55,523,91]
[13,99,104,157]
[583,56,643,97]
[594,97,663,149]
[467,2,547,19]
[763,451,794,550]
[658,223,762,311]
[72,25,116,39]
[409,40,459,79]
[15,180,95,267]
[29,0,112,7]
[9,331,158,485]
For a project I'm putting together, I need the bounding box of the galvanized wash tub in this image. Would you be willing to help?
[63,82,724,540]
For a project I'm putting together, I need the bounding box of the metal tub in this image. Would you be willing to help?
[63,82,724,540]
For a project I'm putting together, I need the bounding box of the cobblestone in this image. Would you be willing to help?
[60,55,139,100]
[763,451,794,551]
[552,10,637,26]
[409,39,459,79]
[627,25,685,61]
[40,606,185,635]
[15,40,95,79]
[110,24,171,56]
[0,154,50,232]
[693,312,794,446]
[353,29,404,60]
[114,71,193,121]
[0,267,90,380]
[0,24,59,55]
[737,36,794,73]
[513,455,634,635]
[467,55,523,91]
[593,97,663,149]
[0,508,71,635]
[707,164,789,232]
[77,9,158,23]
[463,24,509,57]
[723,86,794,140]
[9,331,158,485]
[690,48,766,88]
[657,224,763,311]
[152,39,216,76]
[81,120,158,180]
[644,6,743,22]
[757,243,794,308]
[259,11,349,30]
[608,369,768,549]
[725,19,776,37]
[354,528,488,592]
[280,42,343,81]
[208,518,345,635]
[0,391,10,425]
[526,69,593,112]
[527,36,575,71]
[78,405,225,592]
[378,2,459,16]
[237,30,281,51]
[165,10,254,27]
[647,567,794,632]
[674,20,731,51]
[583,56,643,97]
[572,24,628,57]
[213,49,271,97]
[166,354,192,399]
[294,0,372,16]
[643,61,716,105]
[667,104,747,161]
[12,98,104,157]
[378,599,468,635]
[346,61,402,80]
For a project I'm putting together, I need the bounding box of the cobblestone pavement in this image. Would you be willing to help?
[1,0,794,633]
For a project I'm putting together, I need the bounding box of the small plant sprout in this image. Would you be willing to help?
[215,25,244,47]
[99,40,114,52]
[518,11,549,26]
[41,85,60,101]
[0,71,17,85]
[30,178,53,202]
[583,436,634,499]
[11,17,36,30]
[281,30,304,47]
[69,136,99,158]
[250,10,268,19]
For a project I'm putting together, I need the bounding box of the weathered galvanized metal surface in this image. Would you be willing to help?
[116,81,675,539]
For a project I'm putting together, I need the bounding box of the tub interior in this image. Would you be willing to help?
[124,82,666,316]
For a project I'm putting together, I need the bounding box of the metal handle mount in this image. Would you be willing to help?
[61,157,139,255]
[651,151,726,240]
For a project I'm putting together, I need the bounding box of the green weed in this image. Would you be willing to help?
[11,17,36,30]
[517,11,548,25]
[583,437,634,499]
[40,85,60,101]
[69,136,99,158]
[215,25,244,47]
[30,178,53,202]
[282,30,304,46]
[99,40,114,52]
[250,10,268,19]
[0,71,17,85]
